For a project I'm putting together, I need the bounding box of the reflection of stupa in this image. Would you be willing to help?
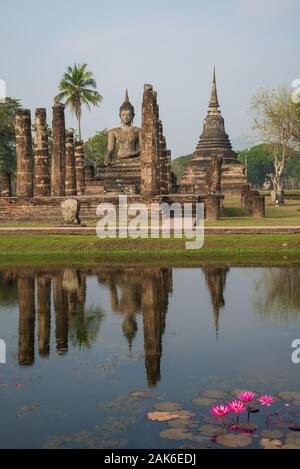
[203,267,229,339]
[97,268,173,387]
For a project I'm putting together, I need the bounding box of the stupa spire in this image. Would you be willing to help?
[208,66,220,113]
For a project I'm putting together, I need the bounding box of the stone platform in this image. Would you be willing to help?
[86,160,141,195]
[0,194,205,225]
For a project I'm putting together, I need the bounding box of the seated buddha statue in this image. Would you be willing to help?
[104,90,141,166]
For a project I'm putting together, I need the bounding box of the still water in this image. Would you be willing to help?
[0,266,300,449]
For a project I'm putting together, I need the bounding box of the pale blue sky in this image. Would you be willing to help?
[1,0,299,156]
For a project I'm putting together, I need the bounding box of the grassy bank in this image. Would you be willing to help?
[0,233,299,267]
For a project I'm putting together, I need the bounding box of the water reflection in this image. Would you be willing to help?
[255,267,300,321]
[203,267,229,338]
[5,265,298,387]
[97,268,173,386]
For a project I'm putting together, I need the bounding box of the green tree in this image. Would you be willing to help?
[54,63,102,140]
[238,145,273,188]
[251,85,298,202]
[0,97,21,176]
[84,129,108,166]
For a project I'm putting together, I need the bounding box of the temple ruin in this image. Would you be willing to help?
[181,69,248,195]
[0,77,262,224]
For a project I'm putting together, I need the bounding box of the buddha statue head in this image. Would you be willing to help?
[119,90,135,126]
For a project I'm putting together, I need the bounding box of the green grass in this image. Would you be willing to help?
[206,195,300,226]
[0,234,299,267]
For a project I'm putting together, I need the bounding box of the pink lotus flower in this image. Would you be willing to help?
[239,391,256,403]
[229,400,247,415]
[210,405,230,417]
[258,395,274,407]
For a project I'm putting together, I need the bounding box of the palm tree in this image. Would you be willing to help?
[54,63,102,140]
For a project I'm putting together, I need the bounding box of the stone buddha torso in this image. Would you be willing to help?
[105,91,141,166]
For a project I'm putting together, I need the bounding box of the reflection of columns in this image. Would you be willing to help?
[37,276,51,357]
[203,267,229,339]
[141,269,172,387]
[18,277,35,366]
[53,274,68,354]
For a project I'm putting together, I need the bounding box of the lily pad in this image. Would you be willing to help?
[198,425,227,436]
[269,418,296,428]
[234,422,257,431]
[282,442,300,449]
[292,400,300,406]
[216,433,252,448]
[160,428,193,440]
[289,425,300,431]
[200,390,229,399]
[278,391,300,401]
[203,415,233,426]
[167,419,198,429]
[147,410,195,422]
[129,391,152,399]
[192,398,217,407]
[153,402,182,412]
[261,429,284,439]
[260,438,282,449]
[230,389,250,398]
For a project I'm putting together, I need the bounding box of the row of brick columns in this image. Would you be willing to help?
[11,105,85,198]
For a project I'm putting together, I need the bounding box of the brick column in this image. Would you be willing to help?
[34,108,50,196]
[15,109,33,197]
[75,140,85,195]
[205,195,221,220]
[65,130,77,196]
[51,103,66,196]
[241,184,251,209]
[249,193,265,218]
[0,172,12,197]
[140,84,159,196]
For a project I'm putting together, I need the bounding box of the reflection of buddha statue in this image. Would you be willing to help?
[104,90,141,165]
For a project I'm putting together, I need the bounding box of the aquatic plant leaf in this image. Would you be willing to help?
[203,415,233,426]
[200,390,229,399]
[248,407,260,413]
[192,398,217,407]
[128,391,152,399]
[269,418,296,428]
[234,422,257,431]
[216,433,252,448]
[278,391,300,401]
[260,429,284,439]
[153,402,182,412]
[289,425,300,431]
[160,428,193,440]
[230,389,251,398]
[17,404,41,417]
[147,410,195,422]
[260,438,282,449]
[198,425,227,436]
[167,419,198,429]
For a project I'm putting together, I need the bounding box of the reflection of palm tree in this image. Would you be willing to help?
[254,268,300,321]
[68,305,105,349]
